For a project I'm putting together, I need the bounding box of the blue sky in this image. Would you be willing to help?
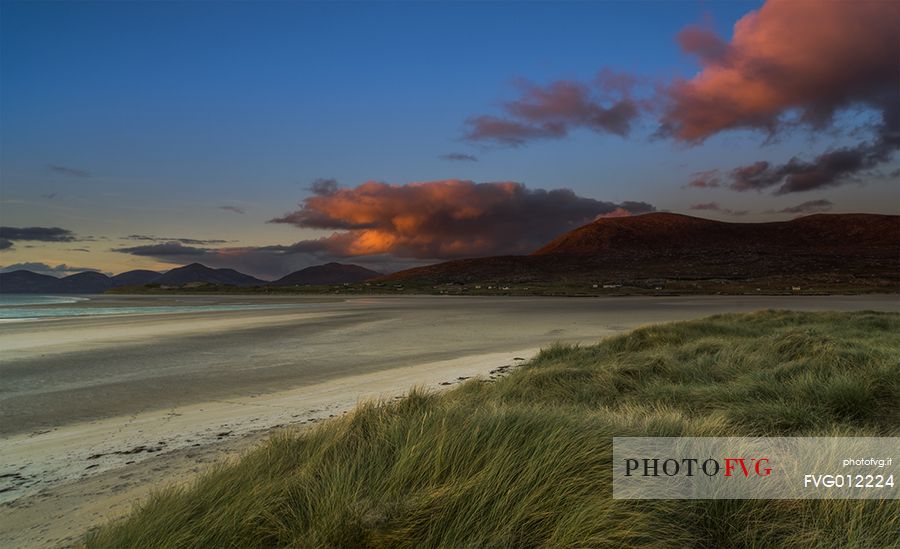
[1,1,897,278]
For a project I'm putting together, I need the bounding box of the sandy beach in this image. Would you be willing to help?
[1,294,898,547]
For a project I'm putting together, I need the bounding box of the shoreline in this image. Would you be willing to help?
[0,349,534,548]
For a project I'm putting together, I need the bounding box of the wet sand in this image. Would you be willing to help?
[1,294,898,546]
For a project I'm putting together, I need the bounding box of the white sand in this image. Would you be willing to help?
[0,348,534,548]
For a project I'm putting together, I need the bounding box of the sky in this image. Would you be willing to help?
[1,0,898,279]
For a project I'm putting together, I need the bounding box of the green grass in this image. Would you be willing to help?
[85,311,900,548]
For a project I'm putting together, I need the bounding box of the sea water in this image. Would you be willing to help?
[0,295,300,320]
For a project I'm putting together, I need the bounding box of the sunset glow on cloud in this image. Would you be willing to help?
[662,0,899,141]
[270,180,655,259]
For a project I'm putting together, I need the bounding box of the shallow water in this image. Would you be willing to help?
[0,294,301,319]
[0,295,89,307]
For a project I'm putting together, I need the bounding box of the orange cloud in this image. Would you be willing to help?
[662,0,900,142]
[270,180,655,259]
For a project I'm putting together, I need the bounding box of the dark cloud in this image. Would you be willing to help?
[270,179,655,259]
[47,164,91,178]
[689,202,748,216]
[41,193,58,199]
[727,138,895,194]
[465,116,566,146]
[0,226,77,242]
[0,262,103,276]
[775,199,834,214]
[0,238,12,251]
[440,153,478,162]
[684,169,721,189]
[219,205,246,214]
[113,242,210,257]
[729,161,782,192]
[465,73,641,146]
[123,235,230,245]
[309,178,339,196]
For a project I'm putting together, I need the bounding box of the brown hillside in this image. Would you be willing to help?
[380,213,900,290]
[533,212,900,255]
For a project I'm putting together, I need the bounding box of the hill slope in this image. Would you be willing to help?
[271,263,381,286]
[534,212,898,255]
[382,213,900,290]
[55,271,115,293]
[152,263,265,287]
[112,270,161,286]
[0,270,63,293]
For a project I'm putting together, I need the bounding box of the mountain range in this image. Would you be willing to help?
[2,213,898,294]
[0,262,381,294]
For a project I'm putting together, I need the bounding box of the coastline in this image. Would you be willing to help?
[0,349,534,548]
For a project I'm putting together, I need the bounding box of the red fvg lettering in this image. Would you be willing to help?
[724,458,771,477]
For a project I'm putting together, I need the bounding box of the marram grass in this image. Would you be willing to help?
[85,310,900,548]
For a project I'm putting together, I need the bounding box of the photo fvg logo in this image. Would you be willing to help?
[624,457,772,478]
[615,437,897,499]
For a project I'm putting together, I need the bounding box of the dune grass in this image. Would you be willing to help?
[85,310,900,548]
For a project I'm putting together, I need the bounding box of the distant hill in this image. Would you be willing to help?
[55,271,116,293]
[0,270,115,294]
[0,270,63,293]
[271,263,381,286]
[152,263,265,287]
[111,269,161,286]
[381,213,900,289]
[0,263,267,293]
[1,261,382,293]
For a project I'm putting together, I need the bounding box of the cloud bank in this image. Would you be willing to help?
[726,140,897,194]
[269,179,655,259]
[114,242,210,257]
[0,226,77,244]
[123,235,230,245]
